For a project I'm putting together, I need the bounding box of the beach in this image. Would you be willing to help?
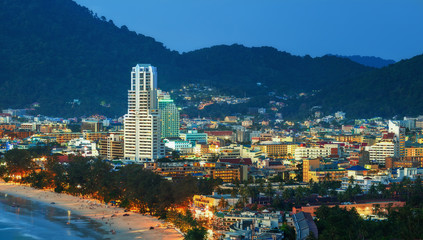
[0,182,183,240]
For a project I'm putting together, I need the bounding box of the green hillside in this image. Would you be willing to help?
[315,54,423,118]
[1,0,420,118]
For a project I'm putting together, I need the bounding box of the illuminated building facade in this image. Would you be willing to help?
[124,64,164,161]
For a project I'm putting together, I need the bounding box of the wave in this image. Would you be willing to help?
[21,233,43,240]
[0,227,21,231]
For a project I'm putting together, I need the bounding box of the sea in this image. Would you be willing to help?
[0,192,109,240]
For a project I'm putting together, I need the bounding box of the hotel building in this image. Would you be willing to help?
[124,64,164,161]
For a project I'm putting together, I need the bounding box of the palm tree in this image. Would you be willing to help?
[218,197,228,210]
[265,182,274,198]
[240,186,250,205]
[368,184,378,199]
[348,176,355,185]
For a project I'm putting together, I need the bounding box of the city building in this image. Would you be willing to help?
[219,144,242,159]
[81,119,102,132]
[255,142,297,158]
[193,192,240,209]
[180,130,208,145]
[341,174,390,192]
[295,144,340,161]
[205,131,235,142]
[366,134,397,165]
[164,139,193,153]
[64,138,99,157]
[124,64,164,161]
[388,120,405,157]
[334,134,363,143]
[48,132,82,144]
[349,150,370,166]
[98,133,124,159]
[83,131,109,142]
[385,157,423,169]
[292,212,318,240]
[211,166,248,183]
[303,158,346,182]
[404,146,423,157]
[158,92,180,138]
[396,167,423,180]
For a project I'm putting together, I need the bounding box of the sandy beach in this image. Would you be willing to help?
[0,182,183,240]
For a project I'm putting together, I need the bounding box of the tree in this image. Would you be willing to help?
[25,170,54,189]
[315,205,367,239]
[184,227,207,240]
[218,197,228,210]
[0,165,7,179]
[387,205,423,239]
[323,173,331,182]
[66,156,91,195]
[368,184,378,199]
[280,224,295,240]
[46,157,67,193]
[171,151,180,160]
[87,159,114,202]
[294,163,303,182]
[265,182,274,198]
[258,182,265,193]
[348,176,354,184]
[376,183,388,198]
[240,186,250,206]
[4,149,34,180]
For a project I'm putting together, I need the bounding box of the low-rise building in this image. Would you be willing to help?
[164,139,193,152]
[193,192,240,209]
[385,156,423,169]
[303,158,346,182]
[98,133,124,159]
[295,144,340,161]
[180,130,208,145]
[255,142,297,158]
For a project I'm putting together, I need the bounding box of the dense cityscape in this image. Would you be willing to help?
[0,63,423,239]
[1,0,423,240]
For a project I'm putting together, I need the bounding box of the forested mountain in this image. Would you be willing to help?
[315,54,423,118]
[0,0,371,117]
[177,45,370,96]
[337,55,396,68]
[0,0,421,118]
[0,0,180,117]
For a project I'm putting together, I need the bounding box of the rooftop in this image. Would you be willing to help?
[347,165,368,171]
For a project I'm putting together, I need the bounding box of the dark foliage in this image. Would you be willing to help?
[335,55,396,68]
[0,0,371,118]
[314,54,423,118]
[315,205,423,240]
[1,149,218,215]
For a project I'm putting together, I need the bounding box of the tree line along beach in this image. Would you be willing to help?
[0,182,183,240]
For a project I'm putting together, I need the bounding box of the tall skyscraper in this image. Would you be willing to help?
[389,120,405,157]
[158,91,180,139]
[124,64,164,161]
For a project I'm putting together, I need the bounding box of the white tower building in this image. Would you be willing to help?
[388,120,405,157]
[124,64,164,161]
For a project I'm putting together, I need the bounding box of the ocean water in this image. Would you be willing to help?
[0,192,110,240]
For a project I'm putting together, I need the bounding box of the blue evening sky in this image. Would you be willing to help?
[74,0,423,61]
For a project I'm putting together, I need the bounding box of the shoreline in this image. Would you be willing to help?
[0,182,183,240]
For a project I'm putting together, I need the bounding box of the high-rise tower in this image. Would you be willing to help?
[158,91,180,139]
[124,64,164,161]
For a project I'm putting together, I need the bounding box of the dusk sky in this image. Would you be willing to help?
[74,0,423,61]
